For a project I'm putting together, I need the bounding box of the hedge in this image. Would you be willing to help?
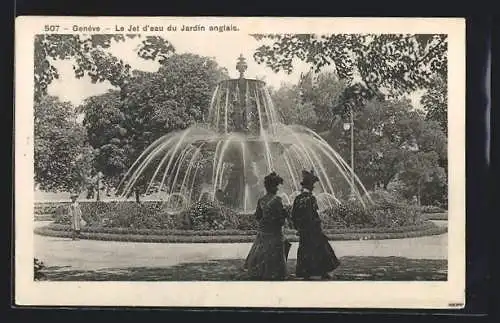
[422,213,448,220]
[35,220,447,243]
[34,201,164,216]
[45,221,438,236]
[34,215,55,221]
[420,205,447,214]
[34,226,447,243]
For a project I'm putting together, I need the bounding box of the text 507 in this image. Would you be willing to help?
[44,25,60,32]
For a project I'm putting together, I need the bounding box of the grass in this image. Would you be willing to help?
[37,256,447,281]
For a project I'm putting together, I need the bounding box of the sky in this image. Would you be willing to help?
[47,33,423,108]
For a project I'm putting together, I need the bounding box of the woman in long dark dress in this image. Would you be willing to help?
[244,172,289,280]
[291,170,341,280]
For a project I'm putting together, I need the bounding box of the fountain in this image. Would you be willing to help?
[118,55,372,213]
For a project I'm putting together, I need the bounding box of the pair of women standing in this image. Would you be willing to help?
[244,170,340,280]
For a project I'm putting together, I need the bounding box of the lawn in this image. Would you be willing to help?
[38,256,447,281]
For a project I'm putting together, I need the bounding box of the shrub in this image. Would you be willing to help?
[322,200,376,228]
[372,203,422,227]
[97,203,174,229]
[219,206,241,229]
[34,258,46,280]
[186,200,226,230]
[34,200,165,216]
[35,202,65,215]
[420,205,446,214]
[47,201,167,228]
[321,193,424,229]
[53,205,70,225]
[423,212,448,220]
[365,189,405,207]
[234,212,259,230]
[34,215,54,221]
[80,201,114,226]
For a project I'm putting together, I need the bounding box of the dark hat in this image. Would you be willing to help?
[264,171,284,188]
[300,169,319,187]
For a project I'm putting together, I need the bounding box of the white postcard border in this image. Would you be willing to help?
[15,16,466,308]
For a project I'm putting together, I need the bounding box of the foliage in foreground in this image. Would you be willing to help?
[34,258,46,281]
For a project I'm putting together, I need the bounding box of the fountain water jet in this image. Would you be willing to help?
[118,55,373,212]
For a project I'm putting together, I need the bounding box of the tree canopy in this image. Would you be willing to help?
[270,71,347,132]
[256,34,448,205]
[420,75,447,134]
[34,96,95,192]
[270,74,447,204]
[251,34,447,99]
[34,34,175,102]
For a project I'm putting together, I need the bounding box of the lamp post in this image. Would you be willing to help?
[343,106,355,199]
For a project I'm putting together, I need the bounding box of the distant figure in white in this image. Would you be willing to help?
[68,193,83,240]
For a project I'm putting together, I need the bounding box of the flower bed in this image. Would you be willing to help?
[321,199,423,229]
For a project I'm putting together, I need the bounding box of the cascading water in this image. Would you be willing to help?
[118,55,372,213]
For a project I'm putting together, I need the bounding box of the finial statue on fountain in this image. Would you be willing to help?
[236,54,248,79]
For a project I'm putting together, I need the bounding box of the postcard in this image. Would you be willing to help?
[15,16,465,308]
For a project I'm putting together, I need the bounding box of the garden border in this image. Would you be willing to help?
[35,221,447,243]
[422,213,448,220]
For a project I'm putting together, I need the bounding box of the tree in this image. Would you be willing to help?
[332,99,447,195]
[251,34,447,99]
[80,90,128,189]
[298,71,348,131]
[270,83,318,128]
[81,54,228,201]
[271,71,347,131]
[34,96,93,192]
[124,54,229,135]
[344,99,413,190]
[421,75,447,134]
[398,151,446,206]
[34,34,175,102]
[251,35,448,204]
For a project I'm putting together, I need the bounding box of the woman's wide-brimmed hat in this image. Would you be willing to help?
[300,169,320,187]
[264,171,284,188]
